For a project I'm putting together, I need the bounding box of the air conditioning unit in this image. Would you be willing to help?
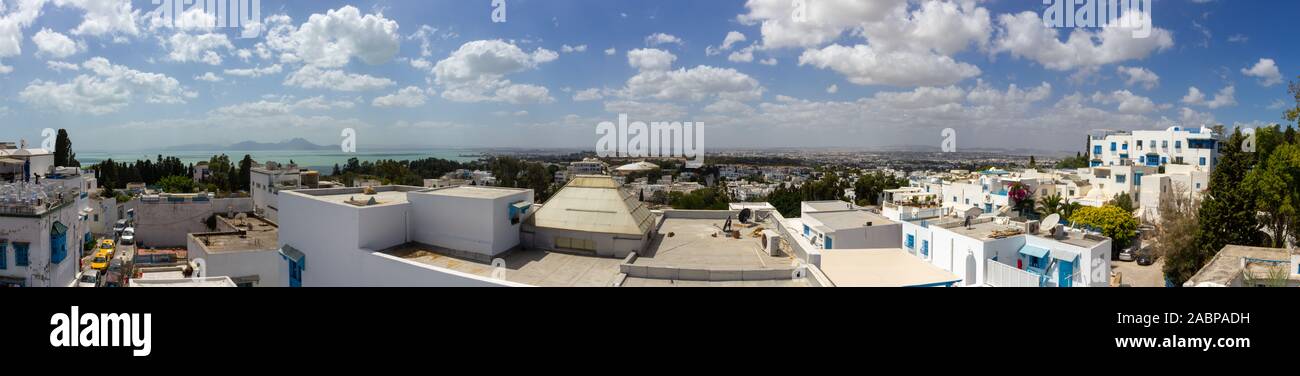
[762,230,781,256]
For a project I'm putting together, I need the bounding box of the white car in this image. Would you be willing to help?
[120,227,136,246]
[78,270,101,288]
[113,220,128,236]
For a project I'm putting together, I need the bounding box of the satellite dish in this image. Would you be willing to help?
[738,208,752,224]
[1043,214,1061,227]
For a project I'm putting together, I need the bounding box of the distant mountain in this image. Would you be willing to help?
[163,138,333,151]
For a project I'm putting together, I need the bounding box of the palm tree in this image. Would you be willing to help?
[1037,193,1065,217]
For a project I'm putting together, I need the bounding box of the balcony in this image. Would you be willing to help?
[985,259,1040,287]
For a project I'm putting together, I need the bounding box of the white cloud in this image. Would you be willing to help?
[1182,86,1236,109]
[165,32,233,65]
[1116,66,1159,90]
[284,65,395,91]
[645,33,683,46]
[561,44,587,53]
[759,58,777,66]
[431,39,557,104]
[727,46,755,63]
[1091,90,1159,114]
[46,60,80,72]
[628,48,676,71]
[32,28,82,58]
[273,6,401,68]
[372,86,431,108]
[738,0,906,49]
[1241,58,1283,87]
[225,64,283,78]
[799,44,980,87]
[194,72,223,82]
[407,25,438,57]
[53,0,141,37]
[19,57,191,115]
[573,88,604,101]
[622,65,764,102]
[721,31,746,50]
[604,47,616,56]
[826,84,838,94]
[994,10,1173,71]
[0,0,47,72]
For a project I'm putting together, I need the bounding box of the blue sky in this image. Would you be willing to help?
[0,0,1295,153]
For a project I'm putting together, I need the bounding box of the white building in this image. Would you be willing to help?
[795,203,901,251]
[568,158,607,175]
[0,141,55,183]
[249,162,318,222]
[187,214,283,287]
[277,185,533,287]
[0,169,96,287]
[1089,126,1219,171]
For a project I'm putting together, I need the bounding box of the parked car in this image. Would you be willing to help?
[99,239,115,251]
[1136,248,1157,266]
[1118,246,1136,262]
[113,220,128,236]
[103,259,127,288]
[78,270,101,288]
[120,227,136,246]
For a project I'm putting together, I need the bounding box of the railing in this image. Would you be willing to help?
[985,259,1041,287]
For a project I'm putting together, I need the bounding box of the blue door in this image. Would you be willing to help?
[289,260,303,288]
[1057,260,1074,288]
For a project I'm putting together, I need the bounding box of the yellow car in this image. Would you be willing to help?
[99,239,115,251]
[90,249,113,271]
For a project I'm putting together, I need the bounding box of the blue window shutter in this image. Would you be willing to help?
[0,242,6,270]
[15,243,29,267]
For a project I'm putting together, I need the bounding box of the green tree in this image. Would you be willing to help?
[1195,129,1260,258]
[1109,192,1137,214]
[238,155,254,192]
[157,175,196,193]
[1070,205,1139,257]
[1160,183,1205,286]
[54,129,78,167]
[1243,143,1300,248]
[1036,193,1065,217]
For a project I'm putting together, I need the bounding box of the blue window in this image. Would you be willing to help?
[50,222,68,265]
[1134,173,1143,186]
[0,242,6,270]
[1200,157,1207,166]
[921,240,930,257]
[1175,141,1182,149]
[825,237,833,250]
[803,225,810,237]
[1093,145,1102,155]
[1110,142,1117,152]
[1161,157,1168,164]
[1138,155,1145,164]
[906,234,916,250]
[1116,174,1126,184]
[1122,143,1128,151]
[14,243,29,267]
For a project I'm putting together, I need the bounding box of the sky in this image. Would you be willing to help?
[0,0,1296,153]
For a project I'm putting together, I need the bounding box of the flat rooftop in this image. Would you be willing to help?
[804,201,858,212]
[1187,245,1295,287]
[621,277,810,287]
[292,186,426,207]
[805,210,894,231]
[636,217,795,271]
[819,249,962,287]
[422,186,528,199]
[382,244,624,287]
[191,215,279,254]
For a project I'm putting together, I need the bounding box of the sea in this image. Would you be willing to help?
[76,149,486,173]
